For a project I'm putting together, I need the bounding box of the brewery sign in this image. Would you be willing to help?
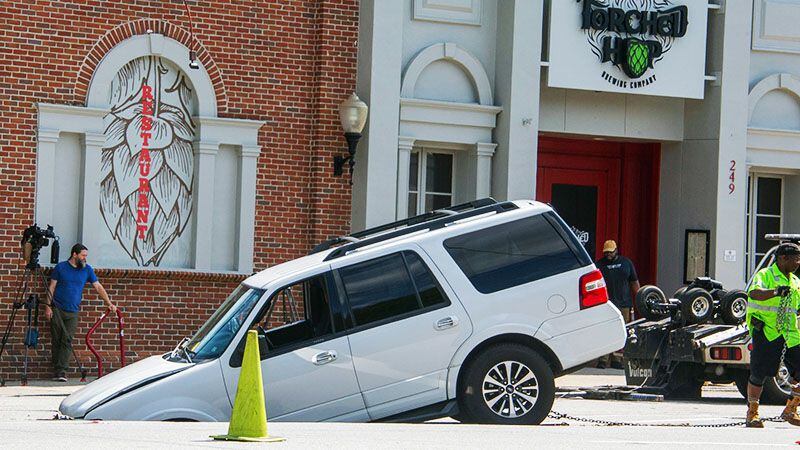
[547,0,708,99]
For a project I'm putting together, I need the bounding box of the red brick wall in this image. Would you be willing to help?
[0,0,358,382]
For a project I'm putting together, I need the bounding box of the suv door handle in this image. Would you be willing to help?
[434,316,459,331]
[312,350,338,365]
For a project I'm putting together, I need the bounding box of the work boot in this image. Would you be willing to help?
[747,401,765,428]
[781,396,800,426]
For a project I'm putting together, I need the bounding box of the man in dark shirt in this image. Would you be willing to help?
[45,244,116,381]
[595,240,640,369]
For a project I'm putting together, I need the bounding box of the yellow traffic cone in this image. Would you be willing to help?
[211,330,284,442]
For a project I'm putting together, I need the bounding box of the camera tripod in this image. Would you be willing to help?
[0,261,86,386]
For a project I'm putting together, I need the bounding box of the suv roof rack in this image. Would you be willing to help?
[310,197,519,261]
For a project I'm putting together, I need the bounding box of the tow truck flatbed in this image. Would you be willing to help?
[622,234,799,404]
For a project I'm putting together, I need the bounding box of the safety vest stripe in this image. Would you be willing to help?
[747,301,799,315]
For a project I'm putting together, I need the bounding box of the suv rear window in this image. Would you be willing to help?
[443,214,583,294]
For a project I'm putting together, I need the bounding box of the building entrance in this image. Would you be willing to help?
[536,137,661,284]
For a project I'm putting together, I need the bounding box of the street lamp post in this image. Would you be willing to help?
[333,93,369,180]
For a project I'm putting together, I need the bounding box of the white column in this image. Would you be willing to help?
[80,132,104,248]
[396,137,416,219]
[712,1,753,287]
[35,129,60,227]
[493,0,543,200]
[475,143,497,200]
[192,141,218,271]
[236,145,261,273]
[352,0,404,230]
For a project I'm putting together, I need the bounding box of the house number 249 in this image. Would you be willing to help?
[729,160,736,194]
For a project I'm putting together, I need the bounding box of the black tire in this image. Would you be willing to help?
[635,285,670,321]
[734,367,791,405]
[763,364,793,405]
[720,290,748,325]
[734,370,749,399]
[457,344,555,425]
[679,288,714,325]
[673,286,688,299]
[709,288,728,301]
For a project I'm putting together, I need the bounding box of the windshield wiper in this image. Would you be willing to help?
[170,337,193,363]
[181,345,194,364]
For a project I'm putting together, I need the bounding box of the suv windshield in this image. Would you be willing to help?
[185,285,264,362]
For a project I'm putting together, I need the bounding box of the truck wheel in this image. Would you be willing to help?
[734,368,791,404]
[710,288,728,301]
[720,290,748,325]
[635,285,670,321]
[762,363,793,405]
[457,344,555,425]
[679,288,714,325]
[734,371,749,399]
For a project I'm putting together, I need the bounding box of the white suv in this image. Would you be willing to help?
[60,199,625,425]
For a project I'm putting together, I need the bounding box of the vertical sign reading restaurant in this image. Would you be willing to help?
[137,84,154,240]
[101,56,197,268]
[547,0,708,99]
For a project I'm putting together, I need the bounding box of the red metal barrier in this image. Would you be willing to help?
[84,308,126,379]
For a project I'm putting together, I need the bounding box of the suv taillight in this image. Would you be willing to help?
[580,270,608,310]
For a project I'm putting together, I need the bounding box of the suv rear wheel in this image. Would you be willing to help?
[457,344,555,425]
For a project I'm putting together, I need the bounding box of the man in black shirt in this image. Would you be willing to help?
[595,240,640,369]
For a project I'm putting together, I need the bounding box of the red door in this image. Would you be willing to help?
[536,137,660,285]
[538,168,618,261]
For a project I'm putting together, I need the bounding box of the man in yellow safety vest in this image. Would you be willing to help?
[745,242,800,428]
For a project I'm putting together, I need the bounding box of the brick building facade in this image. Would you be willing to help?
[0,0,358,381]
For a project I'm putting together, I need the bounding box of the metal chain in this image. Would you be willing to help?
[777,292,792,335]
[777,289,792,373]
[548,410,784,428]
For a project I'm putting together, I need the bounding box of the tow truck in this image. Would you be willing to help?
[623,234,798,404]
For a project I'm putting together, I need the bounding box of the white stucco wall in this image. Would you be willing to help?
[539,82,686,142]
[402,1,497,92]
[744,0,800,279]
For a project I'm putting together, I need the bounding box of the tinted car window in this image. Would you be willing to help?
[443,214,582,294]
[340,253,420,326]
[404,252,449,308]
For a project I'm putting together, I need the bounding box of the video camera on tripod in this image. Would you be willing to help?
[21,223,59,269]
[1,223,85,386]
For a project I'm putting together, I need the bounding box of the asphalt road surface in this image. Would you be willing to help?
[2,369,799,449]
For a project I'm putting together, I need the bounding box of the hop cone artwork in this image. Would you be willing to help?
[100,56,196,266]
[626,40,650,78]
